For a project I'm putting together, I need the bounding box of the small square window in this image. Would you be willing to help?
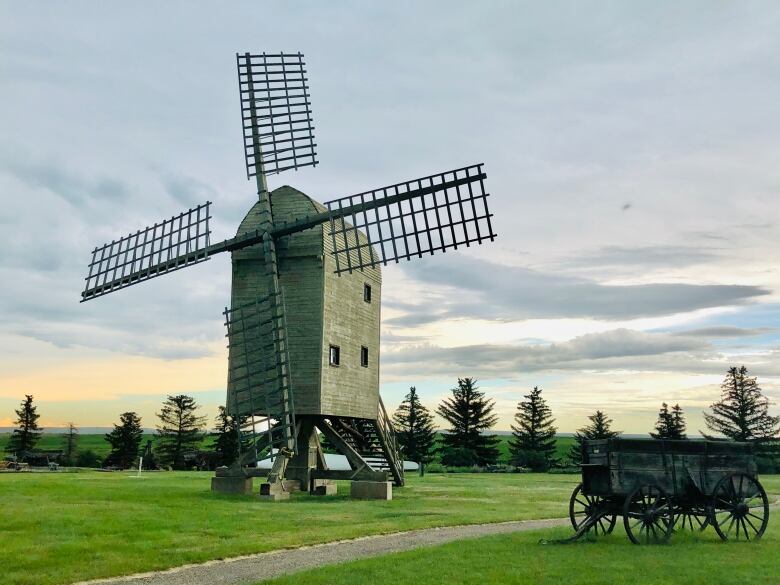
[329,345,340,367]
[360,346,369,368]
[363,283,372,303]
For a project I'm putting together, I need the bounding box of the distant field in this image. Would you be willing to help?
[0,433,210,460]
[1,432,577,465]
[0,471,577,585]
[494,434,576,463]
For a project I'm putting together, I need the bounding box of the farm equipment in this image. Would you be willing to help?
[566,438,769,544]
[0,458,29,471]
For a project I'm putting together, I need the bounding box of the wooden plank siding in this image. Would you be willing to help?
[227,185,382,420]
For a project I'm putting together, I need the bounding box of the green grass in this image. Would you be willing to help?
[263,513,780,585]
[0,471,577,585]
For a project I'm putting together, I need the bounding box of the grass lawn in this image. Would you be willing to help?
[263,513,780,585]
[0,471,576,585]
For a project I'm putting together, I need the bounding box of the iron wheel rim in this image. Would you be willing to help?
[711,473,769,542]
[569,483,616,536]
[623,484,673,545]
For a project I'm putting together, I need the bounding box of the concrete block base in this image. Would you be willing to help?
[211,476,253,495]
[258,481,295,501]
[311,480,337,496]
[350,480,392,500]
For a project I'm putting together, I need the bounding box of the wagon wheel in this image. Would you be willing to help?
[623,484,673,544]
[710,473,769,541]
[671,503,710,532]
[569,483,616,536]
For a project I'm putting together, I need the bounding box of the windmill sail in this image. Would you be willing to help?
[324,164,495,274]
[81,202,212,301]
[237,52,317,179]
[224,293,296,462]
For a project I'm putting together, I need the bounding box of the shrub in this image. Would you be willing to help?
[75,450,102,468]
[511,449,550,472]
[424,462,446,473]
[440,447,478,467]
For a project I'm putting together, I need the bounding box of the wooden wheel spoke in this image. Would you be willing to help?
[747,511,765,522]
[743,514,759,534]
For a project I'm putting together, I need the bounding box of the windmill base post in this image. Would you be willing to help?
[286,418,329,493]
[350,480,393,500]
[211,475,254,495]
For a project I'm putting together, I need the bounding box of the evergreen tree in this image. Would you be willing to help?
[704,366,779,442]
[393,387,437,464]
[155,394,206,469]
[104,412,144,468]
[651,403,687,440]
[212,406,249,467]
[6,395,42,458]
[436,378,500,466]
[61,422,79,466]
[568,410,620,465]
[509,386,557,470]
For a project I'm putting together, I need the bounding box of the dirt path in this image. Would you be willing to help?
[73,518,568,585]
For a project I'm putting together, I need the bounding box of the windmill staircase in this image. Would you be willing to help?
[327,398,404,486]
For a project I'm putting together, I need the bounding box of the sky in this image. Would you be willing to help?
[1,1,779,434]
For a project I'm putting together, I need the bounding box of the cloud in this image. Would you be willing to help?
[557,244,720,270]
[0,150,130,208]
[388,255,769,326]
[673,326,775,338]
[381,328,780,379]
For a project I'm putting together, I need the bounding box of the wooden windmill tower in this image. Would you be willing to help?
[81,52,497,499]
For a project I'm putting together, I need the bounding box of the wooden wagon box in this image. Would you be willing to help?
[582,438,757,498]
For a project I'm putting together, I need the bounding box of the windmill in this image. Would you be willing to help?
[81,52,497,499]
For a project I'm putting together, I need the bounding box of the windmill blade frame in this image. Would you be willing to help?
[81,202,212,301]
[237,52,318,179]
[324,164,495,273]
[224,292,297,463]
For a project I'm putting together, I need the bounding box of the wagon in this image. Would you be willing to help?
[568,438,769,544]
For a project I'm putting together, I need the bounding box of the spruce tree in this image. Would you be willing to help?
[155,394,207,469]
[509,386,557,470]
[7,395,42,458]
[651,403,687,440]
[671,404,687,439]
[704,366,779,442]
[212,406,249,467]
[61,422,79,466]
[393,387,437,464]
[436,378,500,466]
[568,410,620,465]
[104,412,144,468]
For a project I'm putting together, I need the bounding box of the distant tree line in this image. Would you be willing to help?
[4,365,779,472]
[2,393,243,470]
[389,365,780,472]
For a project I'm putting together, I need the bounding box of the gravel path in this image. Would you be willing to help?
[73,517,568,585]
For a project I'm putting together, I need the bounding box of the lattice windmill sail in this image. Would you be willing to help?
[81,51,497,499]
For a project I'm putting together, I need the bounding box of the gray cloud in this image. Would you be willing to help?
[389,255,769,326]
[382,328,780,378]
[672,326,775,338]
[557,244,720,270]
[0,151,130,208]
